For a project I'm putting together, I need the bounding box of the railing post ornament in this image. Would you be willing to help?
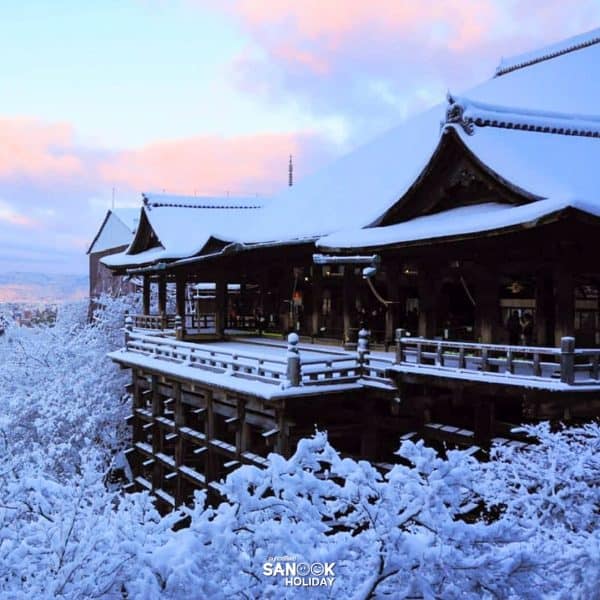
[357,328,370,376]
[560,336,575,385]
[394,328,408,364]
[286,332,301,387]
[175,315,183,341]
[124,315,133,345]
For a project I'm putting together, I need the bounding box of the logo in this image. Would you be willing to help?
[262,555,335,587]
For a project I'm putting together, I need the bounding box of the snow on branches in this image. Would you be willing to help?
[0,297,598,598]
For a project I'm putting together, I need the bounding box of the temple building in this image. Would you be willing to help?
[99,30,600,509]
[88,208,140,299]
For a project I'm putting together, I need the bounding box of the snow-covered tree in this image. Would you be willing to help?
[0,297,598,599]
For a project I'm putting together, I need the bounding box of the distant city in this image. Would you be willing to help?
[0,272,88,305]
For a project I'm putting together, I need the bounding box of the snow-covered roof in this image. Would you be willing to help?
[87,208,140,255]
[318,198,600,251]
[103,29,600,268]
[253,27,600,242]
[102,193,269,268]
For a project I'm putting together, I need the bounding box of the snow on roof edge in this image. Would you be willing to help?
[495,27,600,77]
[317,198,600,251]
[445,94,600,138]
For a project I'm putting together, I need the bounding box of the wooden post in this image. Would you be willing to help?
[395,328,408,363]
[286,332,301,386]
[560,336,575,384]
[143,276,150,315]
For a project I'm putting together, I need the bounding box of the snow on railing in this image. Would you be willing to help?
[120,326,390,388]
[393,329,600,385]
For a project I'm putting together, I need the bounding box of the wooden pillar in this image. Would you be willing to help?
[173,382,184,506]
[142,276,150,315]
[474,398,495,447]
[151,375,161,491]
[276,401,290,458]
[278,268,292,333]
[132,369,144,445]
[474,271,498,344]
[360,399,377,460]
[215,277,226,337]
[343,266,355,343]
[204,389,218,502]
[385,264,401,345]
[311,266,322,336]
[554,261,575,344]
[175,274,186,321]
[235,399,248,458]
[158,276,167,316]
[535,273,553,346]
[418,267,437,338]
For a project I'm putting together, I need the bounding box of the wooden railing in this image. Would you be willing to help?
[132,314,175,330]
[394,329,600,385]
[121,325,393,389]
[131,313,216,332]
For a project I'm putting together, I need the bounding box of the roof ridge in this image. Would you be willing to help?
[445,94,600,139]
[495,28,600,77]
[147,202,263,209]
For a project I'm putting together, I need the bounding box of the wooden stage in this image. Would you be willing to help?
[110,324,600,510]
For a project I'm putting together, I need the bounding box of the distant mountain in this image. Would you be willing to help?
[0,272,88,304]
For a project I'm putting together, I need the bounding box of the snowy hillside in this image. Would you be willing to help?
[0,272,88,303]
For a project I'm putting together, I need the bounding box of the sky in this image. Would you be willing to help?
[1,0,600,275]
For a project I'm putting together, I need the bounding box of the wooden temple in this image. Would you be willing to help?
[101,30,600,509]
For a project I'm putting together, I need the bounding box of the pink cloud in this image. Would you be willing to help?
[99,132,332,196]
[0,118,84,179]
[0,200,40,229]
[230,0,500,51]
[195,0,600,143]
